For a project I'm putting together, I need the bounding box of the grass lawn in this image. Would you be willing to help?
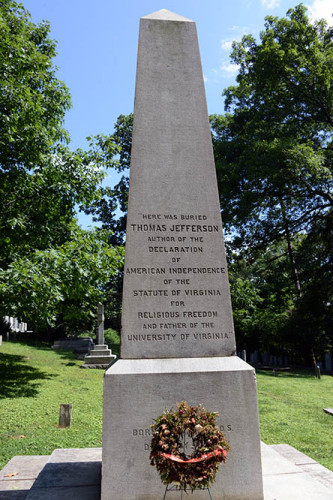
[0,340,104,469]
[257,369,333,471]
[0,340,332,471]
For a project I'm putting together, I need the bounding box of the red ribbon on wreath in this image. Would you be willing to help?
[150,448,227,464]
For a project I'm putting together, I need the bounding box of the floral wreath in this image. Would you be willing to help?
[150,401,230,491]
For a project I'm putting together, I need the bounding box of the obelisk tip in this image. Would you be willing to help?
[141,9,194,23]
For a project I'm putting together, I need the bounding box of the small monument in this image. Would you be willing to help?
[102,10,263,499]
[83,304,116,368]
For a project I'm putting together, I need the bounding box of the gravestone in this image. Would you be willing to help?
[58,403,72,428]
[325,352,332,372]
[102,10,263,500]
[262,352,269,365]
[52,337,93,353]
[248,351,259,366]
[83,304,116,368]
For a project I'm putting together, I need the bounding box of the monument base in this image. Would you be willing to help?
[102,356,263,500]
[82,344,116,369]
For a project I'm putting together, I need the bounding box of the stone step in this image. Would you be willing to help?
[25,448,101,500]
[262,443,333,499]
[270,444,333,490]
[2,445,333,499]
[90,349,111,356]
[84,355,116,364]
[92,345,108,350]
[0,455,49,499]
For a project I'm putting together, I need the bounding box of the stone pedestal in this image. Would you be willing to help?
[102,357,263,500]
[83,344,116,368]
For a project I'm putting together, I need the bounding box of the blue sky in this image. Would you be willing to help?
[23,0,332,226]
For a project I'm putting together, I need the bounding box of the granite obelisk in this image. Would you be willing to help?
[120,9,235,360]
[102,10,263,499]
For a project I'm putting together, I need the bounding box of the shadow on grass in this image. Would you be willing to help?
[10,339,81,362]
[0,352,55,399]
[256,368,317,379]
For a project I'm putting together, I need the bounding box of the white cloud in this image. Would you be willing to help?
[261,0,280,8]
[203,74,208,82]
[220,63,240,76]
[220,27,249,52]
[221,39,234,51]
[220,23,258,53]
[306,0,333,25]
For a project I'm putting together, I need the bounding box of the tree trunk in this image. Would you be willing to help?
[280,197,302,299]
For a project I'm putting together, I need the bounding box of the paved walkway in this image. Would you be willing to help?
[1,444,333,499]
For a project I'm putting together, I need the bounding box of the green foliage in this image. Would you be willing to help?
[211,5,333,358]
[0,0,71,170]
[0,143,111,269]
[0,225,124,333]
[0,1,124,335]
[85,114,133,245]
[212,4,333,246]
[229,239,297,354]
[103,328,120,345]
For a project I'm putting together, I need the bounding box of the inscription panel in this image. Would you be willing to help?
[131,422,234,451]
[121,211,236,358]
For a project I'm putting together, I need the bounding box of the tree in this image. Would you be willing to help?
[84,114,133,245]
[0,0,71,170]
[212,4,333,257]
[211,5,333,359]
[0,1,123,335]
[0,225,123,333]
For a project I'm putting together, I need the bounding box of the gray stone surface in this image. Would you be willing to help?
[262,443,333,499]
[26,448,101,500]
[0,479,35,491]
[2,445,333,499]
[83,344,116,367]
[120,9,236,360]
[90,348,111,356]
[270,444,317,465]
[26,486,100,500]
[0,490,30,500]
[102,356,263,499]
[271,444,333,489]
[0,456,49,481]
[46,447,101,463]
[0,455,49,500]
[96,304,104,345]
